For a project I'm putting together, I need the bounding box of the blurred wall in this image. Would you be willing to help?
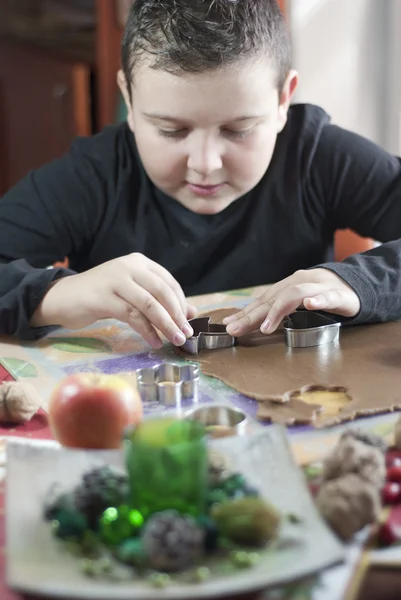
[289,0,401,154]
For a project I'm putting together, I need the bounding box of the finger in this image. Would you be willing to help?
[148,261,188,316]
[108,297,163,349]
[223,312,241,324]
[225,299,269,335]
[186,304,198,319]
[223,295,266,326]
[260,283,332,333]
[226,283,328,336]
[303,289,361,316]
[116,280,190,346]
[304,292,341,311]
[134,271,193,338]
[223,274,301,326]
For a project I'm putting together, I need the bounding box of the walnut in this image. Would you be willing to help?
[340,428,387,454]
[207,448,234,485]
[316,473,381,541]
[322,437,385,490]
[0,381,42,423]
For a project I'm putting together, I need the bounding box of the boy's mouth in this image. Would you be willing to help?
[186,182,225,197]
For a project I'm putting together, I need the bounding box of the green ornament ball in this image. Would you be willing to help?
[52,509,89,541]
[212,497,280,546]
[99,505,143,546]
[115,537,147,567]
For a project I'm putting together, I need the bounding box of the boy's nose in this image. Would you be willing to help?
[187,139,223,175]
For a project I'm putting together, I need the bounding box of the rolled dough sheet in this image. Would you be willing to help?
[183,309,401,427]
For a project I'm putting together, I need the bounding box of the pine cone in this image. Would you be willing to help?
[73,466,129,528]
[142,510,204,572]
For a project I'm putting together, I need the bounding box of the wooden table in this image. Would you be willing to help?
[0,286,400,599]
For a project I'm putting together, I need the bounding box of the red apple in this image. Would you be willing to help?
[48,373,143,449]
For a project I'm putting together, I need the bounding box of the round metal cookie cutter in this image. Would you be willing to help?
[185,404,248,438]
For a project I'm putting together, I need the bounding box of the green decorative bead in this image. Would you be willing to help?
[149,572,171,588]
[115,538,147,567]
[207,489,227,506]
[97,557,113,574]
[80,558,98,577]
[286,512,303,525]
[303,464,322,480]
[223,474,246,494]
[64,539,83,557]
[51,520,60,534]
[100,505,143,546]
[192,566,211,583]
[80,530,103,557]
[230,550,259,569]
[247,552,260,566]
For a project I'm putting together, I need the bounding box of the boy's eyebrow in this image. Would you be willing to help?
[142,112,266,123]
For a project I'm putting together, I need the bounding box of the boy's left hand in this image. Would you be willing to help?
[223,268,360,336]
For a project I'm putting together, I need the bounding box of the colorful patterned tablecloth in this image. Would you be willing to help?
[0,285,399,599]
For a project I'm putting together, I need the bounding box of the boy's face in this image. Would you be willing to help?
[119,57,297,215]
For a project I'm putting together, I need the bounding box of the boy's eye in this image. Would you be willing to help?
[157,126,254,140]
[223,128,253,139]
[158,128,188,139]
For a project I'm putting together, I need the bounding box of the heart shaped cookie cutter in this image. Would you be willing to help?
[283,311,341,348]
[182,316,238,355]
[136,362,199,406]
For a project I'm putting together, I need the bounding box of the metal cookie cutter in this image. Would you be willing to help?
[182,317,237,355]
[136,362,199,406]
[185,404,248,438]
[283,311,341,348]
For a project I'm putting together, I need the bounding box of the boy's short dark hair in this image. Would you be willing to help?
[122,0,291,95]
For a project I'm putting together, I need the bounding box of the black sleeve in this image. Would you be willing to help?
[0,135,109,339]
[306,124,401,324]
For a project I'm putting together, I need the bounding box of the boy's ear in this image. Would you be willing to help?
[117,70,135,132]
[276,69,298,133]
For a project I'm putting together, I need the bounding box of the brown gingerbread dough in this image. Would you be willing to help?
[181,309,401,427]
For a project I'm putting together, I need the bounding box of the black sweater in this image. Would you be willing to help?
[1,104,401,339]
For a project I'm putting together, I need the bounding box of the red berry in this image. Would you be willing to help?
[378,520,401,547]
[386,450,401,468]
[308,482,320,497]
[387,466,401,483]
[382,482,401,504]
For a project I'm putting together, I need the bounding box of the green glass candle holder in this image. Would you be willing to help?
[124,417,207,519]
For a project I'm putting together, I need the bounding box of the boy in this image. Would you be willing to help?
[0,0,401,348]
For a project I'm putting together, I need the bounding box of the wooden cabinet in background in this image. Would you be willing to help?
[0,41,91,194]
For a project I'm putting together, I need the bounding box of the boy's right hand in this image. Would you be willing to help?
[30,253,197,348]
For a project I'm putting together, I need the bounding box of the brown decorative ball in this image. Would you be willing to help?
[317,473,381,541]
[322,437,385,490]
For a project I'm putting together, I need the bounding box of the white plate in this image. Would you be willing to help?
[5,426,344,599]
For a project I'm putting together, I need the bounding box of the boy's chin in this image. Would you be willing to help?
[175,191,239,215]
